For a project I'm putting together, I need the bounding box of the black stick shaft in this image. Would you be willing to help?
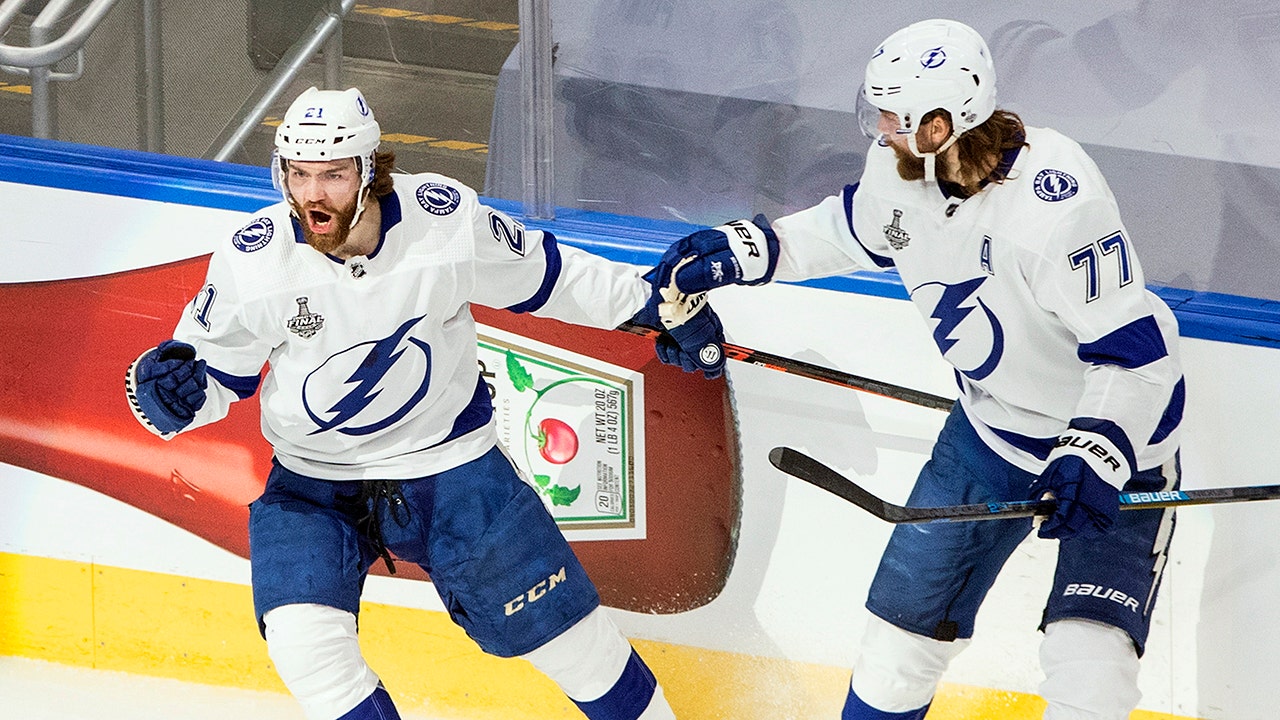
[769,446,1280,524]
[618,321,954,411]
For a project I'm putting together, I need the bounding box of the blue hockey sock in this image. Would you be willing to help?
[572,648,657,720]
[842,684,930,720]
[337,685,402,720]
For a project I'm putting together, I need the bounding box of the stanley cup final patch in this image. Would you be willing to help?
[883,209,911,250]
[286,296,325,338]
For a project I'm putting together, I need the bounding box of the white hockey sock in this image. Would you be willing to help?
[849,614,968,713]
[1039,619,1141,720]
[264,603,384,720]
[522,607,674,719]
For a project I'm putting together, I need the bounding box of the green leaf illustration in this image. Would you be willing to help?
[506,351,535,392]
[533,473,551,488]
[547,484,582,507]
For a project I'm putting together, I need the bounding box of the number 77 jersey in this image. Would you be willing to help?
[771,126,1184,477]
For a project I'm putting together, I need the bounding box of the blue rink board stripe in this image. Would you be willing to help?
[3,133,1279,350]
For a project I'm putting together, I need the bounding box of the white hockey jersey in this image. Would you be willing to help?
[170,173,651,480]
[771,127,1183,481]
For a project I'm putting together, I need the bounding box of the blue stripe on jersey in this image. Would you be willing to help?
[988,424,1056,461]
[1148,376,1185,445]
[430,375,495,449]
[208,366,261,400]
[366,189,402,260]
[1077,315,1167,369]
[290,216,307,244]
[506,230,563,314]
[842,183,895,269]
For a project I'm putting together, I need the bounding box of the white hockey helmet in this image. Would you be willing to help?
[273,87,382,222]
[860,19,996,139]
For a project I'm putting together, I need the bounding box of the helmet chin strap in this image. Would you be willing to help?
[907,132,960,183]
[346,153,376,230]
[349,185,372,230]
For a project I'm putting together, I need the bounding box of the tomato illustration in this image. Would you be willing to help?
[536,417,579,464]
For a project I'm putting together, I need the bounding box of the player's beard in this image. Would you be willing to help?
[294,194,359,254]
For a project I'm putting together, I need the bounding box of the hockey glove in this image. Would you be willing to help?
[631,259,726,380]
[651,214,779,295]
[1030,455,1119,541]
[126,339,208,436]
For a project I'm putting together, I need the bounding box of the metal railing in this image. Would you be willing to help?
[205,0,353,162]
[0,0,146,145]
[0,0,551,214]
[0,0,353,158]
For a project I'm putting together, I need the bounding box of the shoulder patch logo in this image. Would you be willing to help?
[417,183,462,216]
[286,296,325,339]
[1033,169,1079,202]
[883,209,911,250]
[233,217,274,252]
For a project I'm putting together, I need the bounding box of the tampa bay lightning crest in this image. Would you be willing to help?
[233,217,274,252]
[302,315,432,435]
[1033,169,1079,202]
[913,277,1004,381]
[920,46,947,68]
[416,183,462,216]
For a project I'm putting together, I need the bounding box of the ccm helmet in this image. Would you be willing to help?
[273,87,382,223]
[859,19,996,179]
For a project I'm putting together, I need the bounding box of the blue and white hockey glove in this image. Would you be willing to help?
[1030,456,1118,540]
[651,214,779,295]
[1030,422,1131,540]
[125,339,208,437]
[631,259,726,380]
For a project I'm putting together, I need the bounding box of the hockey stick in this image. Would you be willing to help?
[617,321,954,411]
[768,446,1280,524]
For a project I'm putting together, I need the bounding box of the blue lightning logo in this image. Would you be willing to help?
[920,46,947,69]
[232,218,274,252]
[303,315,432,435]
[919,277,1004,381]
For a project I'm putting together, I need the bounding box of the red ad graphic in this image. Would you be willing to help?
[0,258,741,613]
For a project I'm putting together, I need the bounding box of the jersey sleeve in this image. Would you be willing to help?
[772,184,896,282]
[169,249,274,433]
[469,203,650,328]
[1023,195,1181,486]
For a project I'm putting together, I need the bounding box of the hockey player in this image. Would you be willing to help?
[647,19,1185,720]
[123,86,722,720]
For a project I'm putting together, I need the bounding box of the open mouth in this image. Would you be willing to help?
[307,208,334,234]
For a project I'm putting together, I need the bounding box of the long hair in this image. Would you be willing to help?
[897,109,1028,194]
[952,110,1027,189]
[369,149,397,198]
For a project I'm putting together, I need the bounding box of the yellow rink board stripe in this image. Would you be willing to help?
[0,552,1196,719]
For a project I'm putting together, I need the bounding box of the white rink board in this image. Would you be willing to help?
[3,182,1280,720]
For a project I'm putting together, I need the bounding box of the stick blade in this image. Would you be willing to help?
[769,446,1053,524]
[768,446,902,522]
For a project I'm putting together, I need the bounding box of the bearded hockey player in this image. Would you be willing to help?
[646,18,1185,720]
[124,85,724,720]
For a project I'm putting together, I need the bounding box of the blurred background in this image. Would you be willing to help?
[4,0,1278,297]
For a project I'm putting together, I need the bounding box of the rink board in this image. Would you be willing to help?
[4,137,1279,719]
